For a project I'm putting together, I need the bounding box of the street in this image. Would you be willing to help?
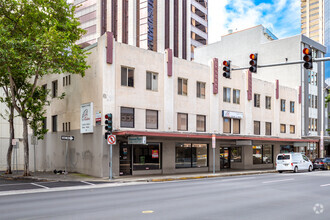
[0,171,330,220]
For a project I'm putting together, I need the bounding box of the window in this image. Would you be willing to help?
[52,115,57,132]
[146,72,158,91]
[280,124,286,133]
[42,117,47,131]
[42,84,48,100]
[253,145,273,164]
[223,87,231,102]
[178,78,188,96]
[52,80,58,98]
[233,89,240,104]
[175,143,208,168]
[233,119,240,134]
[197,82,205,99]
[290,101,295,113]
[254,94,260,107]
[231,147,242,162]
[280,99,286,112]
[196,115,206,132]
[265,96,271,109]
[133,143,161,170]
[177,113,188,131]
[254,121,260,135]
[120,107,134,128]
[265,122,271,136]
[121,66,134,87]
[146,110,158,129]
[63,77,66,86]
[290,125,295,134]
[223,118,231,133]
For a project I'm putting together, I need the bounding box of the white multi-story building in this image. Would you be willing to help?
[35,28,320,177]
[73,0,208,60]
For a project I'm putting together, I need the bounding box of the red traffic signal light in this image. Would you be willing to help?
[104,113,113,139]
[249,53,258,73]
[303,48,313,69]
[222,60,231,78]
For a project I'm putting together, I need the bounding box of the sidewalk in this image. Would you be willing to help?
[0,169,277,183]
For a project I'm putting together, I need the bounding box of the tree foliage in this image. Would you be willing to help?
[0,0,89,175]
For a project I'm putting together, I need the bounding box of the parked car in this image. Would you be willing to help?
[313,158,330,170]
[276,153,313,173]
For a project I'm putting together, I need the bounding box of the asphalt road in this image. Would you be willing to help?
[1,171,330,220]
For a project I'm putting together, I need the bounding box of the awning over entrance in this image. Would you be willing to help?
[113,131,319,143]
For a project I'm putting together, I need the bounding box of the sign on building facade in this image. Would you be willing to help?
[80,102,94,133]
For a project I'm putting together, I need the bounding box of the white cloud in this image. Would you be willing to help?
[208,0,301,43]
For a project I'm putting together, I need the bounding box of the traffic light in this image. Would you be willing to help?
[222,60,231,78]
[105,113,113,139]
[303,48,313,69]
[249,53,258,73]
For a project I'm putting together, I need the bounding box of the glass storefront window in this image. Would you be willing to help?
[133,143,161,170]
[280,145,294,153]
[176,143,208,168]
[253,145,273,164]
[231,147,242,162]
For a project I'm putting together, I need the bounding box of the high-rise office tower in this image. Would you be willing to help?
[301,0,330,78]
[74,0,208,60]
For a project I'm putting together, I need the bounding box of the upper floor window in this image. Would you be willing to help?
[233,119,240,134]
[223,87,231,103]
[146,72,158,91]
[290,101,295,113]
[196,82,206,99]
[178,78,188,96]
[63,75,71,87]
[196,115,206,132]
[280,124,286,133]
[265,122,271,136]
[146,109,158,129]
[265,96,271,109]
[177,113,188,131]
[290,125,295,134]
[281,99,286,112]
[254,121,260,135]
[121,66,134,87]
[223,118,231,133]
[52,80,58,98]
[254,94,260,107]
[121,107,134,128]
[52,115,57,132]
[233,89,240,104]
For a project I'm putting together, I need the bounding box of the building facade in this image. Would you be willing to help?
[195,25,327,157]
[73,0,208,60]
[34,30,320,177]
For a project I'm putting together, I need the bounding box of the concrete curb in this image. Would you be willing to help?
[149,170,277,182]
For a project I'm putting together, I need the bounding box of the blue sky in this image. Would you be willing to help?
[208,0,301,43]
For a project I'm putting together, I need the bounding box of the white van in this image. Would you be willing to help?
[276,153,313,173]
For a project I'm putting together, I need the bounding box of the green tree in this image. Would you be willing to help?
[0,0,89,176]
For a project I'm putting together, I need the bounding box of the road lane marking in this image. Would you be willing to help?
[262,178,294,184]
[81,181,95,185]
[142,210,154,214]
[320,183,330,187]
[30,183,50,189]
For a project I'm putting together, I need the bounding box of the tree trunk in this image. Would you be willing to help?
[5,105,15,174]
[22,116,30,176]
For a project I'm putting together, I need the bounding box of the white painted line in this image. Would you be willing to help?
[262,178,294,184]
[0,182,149,197]
[81,181,95,185]
[30,183,49,189]
[320,183,330,187]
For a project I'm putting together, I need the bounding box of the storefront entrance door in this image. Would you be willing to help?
[120,143,132,175]
[220,147,231,169]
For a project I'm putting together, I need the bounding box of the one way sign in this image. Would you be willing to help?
[61,136,75,141]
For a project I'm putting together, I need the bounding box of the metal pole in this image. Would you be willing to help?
[16,147,18,174]
[213,148,215,174]
[34,144,36,173]
[110,144,113,180]
[65,141,68,174]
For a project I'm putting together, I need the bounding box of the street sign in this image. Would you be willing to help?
[61,136,75,141]
[212,134,216,149]
[128,136,146,144]
[107,135,116,145]
[31,135,38,145]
